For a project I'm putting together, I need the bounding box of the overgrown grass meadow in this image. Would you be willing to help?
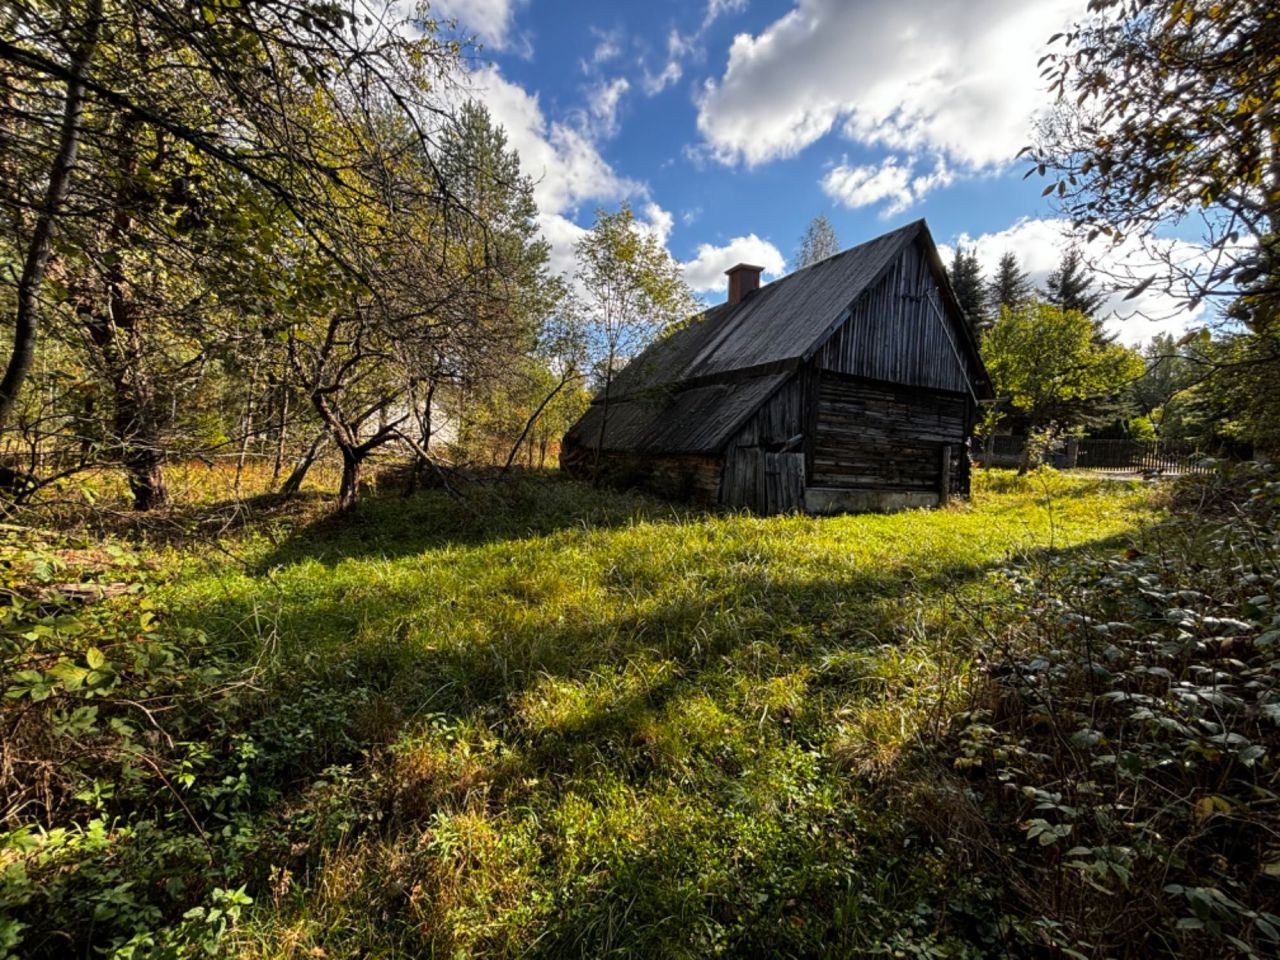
[6,467,1276,957]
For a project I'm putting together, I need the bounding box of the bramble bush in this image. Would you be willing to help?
[934,463,1280,957]
[0,528,375,958]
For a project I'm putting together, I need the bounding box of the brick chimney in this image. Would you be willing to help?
[726,263,764,305]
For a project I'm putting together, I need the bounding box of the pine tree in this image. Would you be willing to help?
[947,245,986,334]
[987,252,1033,317]
[794,215,840,270]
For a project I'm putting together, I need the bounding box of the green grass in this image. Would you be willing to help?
[148,470,1151,958]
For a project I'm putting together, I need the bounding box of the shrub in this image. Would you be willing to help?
[935,464,1280,957]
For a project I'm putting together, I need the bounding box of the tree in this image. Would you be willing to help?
[947,245,987,334]
[1042,247,1108,320]
[1027,0,1280,454]
[987,252,1033,317]
[0,0,465,507]
[983,301,1144,469]
[1029,0,1278,329]
[1129,332,1198,428]
[0,0,101,430]
[575,203,693,478]
[424,101,563,474]
[794,215,840,270]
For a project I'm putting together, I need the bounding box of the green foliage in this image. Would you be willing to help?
[1041,247,1108,321]
[986,252,1033,318]
[1195,332,1280,455]
[984,301,1144,434]
[947,244,987,334]
[1029,0,1279,449]
[1031,0,1278,334]
[940,463,1280,957]
[576,202,695,384]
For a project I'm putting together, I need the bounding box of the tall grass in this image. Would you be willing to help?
[134,470,1147,958]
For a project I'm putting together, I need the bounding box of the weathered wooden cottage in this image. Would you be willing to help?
[560,219,993,514]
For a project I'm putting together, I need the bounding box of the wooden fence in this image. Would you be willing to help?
[978,436,1213,474]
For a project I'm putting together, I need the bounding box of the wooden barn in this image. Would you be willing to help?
[560,219,994,514]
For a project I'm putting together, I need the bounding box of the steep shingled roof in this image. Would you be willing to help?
[564,219,990,456]
[606,220,924,400]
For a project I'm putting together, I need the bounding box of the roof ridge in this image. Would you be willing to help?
[778,217,923,284]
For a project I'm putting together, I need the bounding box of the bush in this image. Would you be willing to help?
[934,464,1280,958]
[0,529,377,957]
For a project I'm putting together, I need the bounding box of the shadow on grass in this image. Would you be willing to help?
[216,537,1135,957]
[254,471,720,570]
[164,477,1145,957]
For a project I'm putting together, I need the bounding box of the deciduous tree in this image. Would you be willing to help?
[794,215,840,270]
[575,203,693,478]
[984,301,1144,469]
[1028,0,1278,331]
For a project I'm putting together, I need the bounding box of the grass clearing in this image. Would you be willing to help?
[3,470,1156,957]
[182,471,1146,957]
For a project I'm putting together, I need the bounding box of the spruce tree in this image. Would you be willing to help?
[947,245,986,334]
[1042,247,1113,343]
[987,252,1033,317]
[1043,247,1107,318]
[793,215,840,270]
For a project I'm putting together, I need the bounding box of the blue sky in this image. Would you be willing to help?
[419,0,1208,342]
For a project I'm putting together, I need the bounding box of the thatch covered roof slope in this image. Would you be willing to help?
[564,219,990,456]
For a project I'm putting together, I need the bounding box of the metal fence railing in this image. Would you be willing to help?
[976,436,1214,474]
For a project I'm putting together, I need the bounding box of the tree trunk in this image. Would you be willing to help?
[112,361,168,510]
[405,378,436,495]
[125,449,168,510]
[501,372,576,476]
[337,448,361,512]
[234,387,255,496]
[271,386,289,486]
[592,356,614,486]
[0,2,102,429]
[280,429,326,495]
[90,120,167,512]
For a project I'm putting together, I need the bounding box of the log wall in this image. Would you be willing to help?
[560,442,723,503]
[811,373,970,494]
[720,377,807,513]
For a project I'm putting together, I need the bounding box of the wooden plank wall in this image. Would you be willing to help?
[720,377,807,512]
[818,240,981,395]
[812,374,969,491]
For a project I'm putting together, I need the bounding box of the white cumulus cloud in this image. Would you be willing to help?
[429,0,526,50]
[681,234,787,296]
[641,202,675,248]
[644,0,749,96]
[822,157,953,216]
[696,0,1079,211]
[586,77,631,139]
